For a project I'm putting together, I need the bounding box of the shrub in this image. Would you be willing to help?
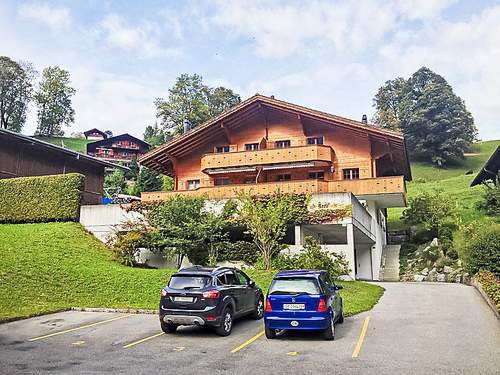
[0,173,84,224]
[218,241,259,264]
[295,237,350,278]
[476,183,500,217]
[475,270,500,311]
[111,231,146,266]
[464,224,500,277]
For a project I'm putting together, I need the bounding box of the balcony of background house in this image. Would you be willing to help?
[111,142,140,150]
[200,144,335,173]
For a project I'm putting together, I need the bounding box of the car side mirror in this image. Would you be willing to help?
[249,280,255,287]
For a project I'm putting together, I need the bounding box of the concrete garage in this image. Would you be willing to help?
[1,283,499,374]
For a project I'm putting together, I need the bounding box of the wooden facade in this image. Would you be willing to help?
[139,94,411,201]
[0,129,122,205]
[86,134,150,166]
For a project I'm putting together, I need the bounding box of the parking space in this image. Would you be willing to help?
[1,283,499,374]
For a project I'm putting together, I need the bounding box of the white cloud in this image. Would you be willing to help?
[18,2,71,30]
[99,14,181,59]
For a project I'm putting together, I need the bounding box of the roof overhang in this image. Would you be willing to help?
[470,145,500,186]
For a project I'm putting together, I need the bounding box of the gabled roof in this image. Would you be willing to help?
[471,145,500,186]
[0,128,126,169]
[140,94,411,179]
[86,133,150,149]
[83,128,107,138]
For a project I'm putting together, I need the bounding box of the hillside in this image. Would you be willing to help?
[0,223,383,321]
[388,140,500,230]
[33,136,92,153]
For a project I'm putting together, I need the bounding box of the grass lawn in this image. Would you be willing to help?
[0,222,384,322]
[388,140,500,230]
[33,136,93,153]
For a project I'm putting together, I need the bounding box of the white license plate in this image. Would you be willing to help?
[174,296,194,303]
[283,303,305,310]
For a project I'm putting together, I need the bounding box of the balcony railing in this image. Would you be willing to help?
[141,176,406,202]
[200,144,334,172]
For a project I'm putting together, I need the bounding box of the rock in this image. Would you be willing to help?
[455,274,462,283]
[431,238,439,246]
[443,266,453,274]
[428,270,438,282]
[421,267,429,276]
[338,275,354,281]
[436,273,446,282]
[413,274,425,282]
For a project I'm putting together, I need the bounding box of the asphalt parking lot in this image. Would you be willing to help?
[1,282,499,374]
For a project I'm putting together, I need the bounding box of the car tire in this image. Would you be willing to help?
[251,296,264,320]
[322,317,335,341]
[338,306,344,324]
[215,308,233,336]
[265,326,276,339]
[160,321,178,334]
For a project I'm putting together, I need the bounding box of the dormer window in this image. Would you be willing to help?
[245,143,260,151]
[215,145,230,153]
[307,137,324,145]
[275,140,291,148]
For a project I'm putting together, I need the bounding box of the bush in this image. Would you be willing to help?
[464,224,500,277]
[476,184,500,217]
[475,270,500,311]
[111,231,146,266]
[218,241,259,264]
[0,173,84,223]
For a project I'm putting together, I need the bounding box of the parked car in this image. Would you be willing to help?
[264,270,344,340]
[159,266,264,336]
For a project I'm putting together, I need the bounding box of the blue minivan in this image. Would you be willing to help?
[264,270,344,340]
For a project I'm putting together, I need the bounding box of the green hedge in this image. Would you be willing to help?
[475,270,500,311]
[464,224,500,277]
[0,173,85,223]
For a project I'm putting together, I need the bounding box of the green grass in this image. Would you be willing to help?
[0,222,384,321]
[34,136,93,153]
[388,140,500,230]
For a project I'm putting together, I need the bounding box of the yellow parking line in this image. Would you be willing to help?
[29,314,132,342]
[352,316,370,358]
[230,330,265,353]
[123,332,164,349]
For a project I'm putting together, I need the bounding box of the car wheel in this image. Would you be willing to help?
[323,316,335,341]
[338,305,344,324]
[265,326,276,339]
[215,308,233,336]
[251,296,264,320]
[160,321,178,334]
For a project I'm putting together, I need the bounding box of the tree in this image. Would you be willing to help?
[0,56,36,132]
[372,77,406,130]
[143,122,169,147]
[125,155,139,180]
[104,169,127,194]
[35,66,76,136]
[372,67,477,166]
[155,74,240,134]
[132,166,163,196]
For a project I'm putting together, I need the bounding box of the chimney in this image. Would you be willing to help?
[361,114,368,124]
[183,119,191,133]
[270,95,275,99]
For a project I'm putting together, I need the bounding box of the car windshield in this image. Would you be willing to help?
[168,275,212,290]
[269,278,320,295]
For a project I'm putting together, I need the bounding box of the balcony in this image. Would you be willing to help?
[141,175,406,207]
[200,145,334,173]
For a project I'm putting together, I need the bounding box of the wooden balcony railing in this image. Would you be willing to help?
[200,145,334,171]
[141,176,406,202]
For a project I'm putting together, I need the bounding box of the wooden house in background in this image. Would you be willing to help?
[86,134,150,167]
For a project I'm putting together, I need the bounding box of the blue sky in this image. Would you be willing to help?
[2,0,499,140]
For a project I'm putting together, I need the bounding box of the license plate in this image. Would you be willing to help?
[174,296,194,303]
[283,303,305,310]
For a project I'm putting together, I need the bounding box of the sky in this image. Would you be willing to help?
[2,0,499,140]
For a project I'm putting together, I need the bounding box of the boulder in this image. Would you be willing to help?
[443,266,453,274]
[428,270,438,282]
[413,274,425,282]
[430,238,439,246]
[421,267,429,276]
[338,275,354,281]
[436,273,446,282]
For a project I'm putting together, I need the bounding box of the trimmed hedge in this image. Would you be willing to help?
[0,173,84,223]
[475,270,500,311]
[464,224,500,277]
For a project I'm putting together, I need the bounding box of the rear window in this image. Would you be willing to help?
[168,275,212,290]
[269,278,320,295]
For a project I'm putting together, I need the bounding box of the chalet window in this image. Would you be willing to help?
[343,168,360,180]
[130,142,135,148]
[245,143,260,151]
[275,140,291,148]
[187,179,200,190]
[244,176,256,184]
[214,177,230,186]
[277,174,292,182]
[307,137,324,145]
[308,171,324,180]
[117,141,122,146]
[215,145,230,153]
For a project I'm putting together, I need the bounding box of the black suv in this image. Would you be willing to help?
[159,266,264,336]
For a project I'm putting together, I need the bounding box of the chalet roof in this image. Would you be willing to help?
[86,133,150,149]
[83,128,107,138]
[471,145,500,186]
[0,128,126,170]
[140,94,411,180]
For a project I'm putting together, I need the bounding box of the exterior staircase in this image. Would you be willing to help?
[379,245,401,281]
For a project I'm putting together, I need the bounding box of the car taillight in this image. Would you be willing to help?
[265,298,272,312]
[317,298,327,312]
[160,289,168,297]
[202,290,220,299]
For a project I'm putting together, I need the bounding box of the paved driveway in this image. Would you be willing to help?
[0,282,498,374]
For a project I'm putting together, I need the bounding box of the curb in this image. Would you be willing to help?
[471,277,500,320]
[71,307,159,314]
